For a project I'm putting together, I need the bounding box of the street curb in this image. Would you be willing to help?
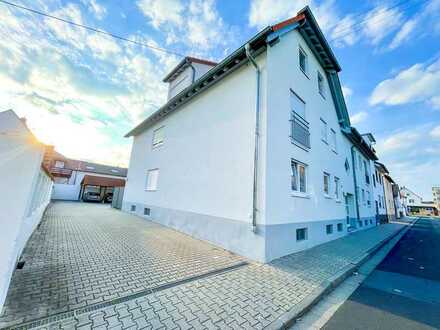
[265,218,418,330]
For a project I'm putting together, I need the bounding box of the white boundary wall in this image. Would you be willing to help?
[0,110,53,313]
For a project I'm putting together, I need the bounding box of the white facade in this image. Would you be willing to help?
[373,164,388,223]
[0,110,53,313]
[123,9,378,262]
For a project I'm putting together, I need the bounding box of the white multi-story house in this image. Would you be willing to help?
[123,7,378,262]
[433,186,440,211]
[0,110,53,313]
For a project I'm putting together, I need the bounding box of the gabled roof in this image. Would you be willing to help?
[126,6,348,137]
[375,161,389,174]
[162,57,218,83]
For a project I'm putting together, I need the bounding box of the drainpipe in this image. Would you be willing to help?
[351,146,360,224]
[245,43,260,233]
[188,61,196,84]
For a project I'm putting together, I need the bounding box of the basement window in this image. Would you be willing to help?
[296,228,308,241]
[326,224,333,234]
[337,223,343,232]
[130,205,136,212]
[144,207,150,216]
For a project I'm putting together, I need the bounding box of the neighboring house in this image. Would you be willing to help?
[432,186,440,211]
[401,186,438,216]
[383,174,397,222]
[401,186,423,214]
[43,146,127,202]
[123,7,379,262]
[0,110,53,313]
[373,162,388,224]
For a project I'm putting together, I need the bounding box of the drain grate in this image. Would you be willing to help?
[6,261,249,330]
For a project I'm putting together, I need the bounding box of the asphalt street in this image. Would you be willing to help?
[323,217,440,330]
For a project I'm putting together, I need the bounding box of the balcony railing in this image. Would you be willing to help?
[290,112,310,149]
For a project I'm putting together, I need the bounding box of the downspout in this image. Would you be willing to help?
[245,43,260,233]
[350,146,360,224]
[188,61,196,84]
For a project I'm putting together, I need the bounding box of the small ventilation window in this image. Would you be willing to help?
[326,224,333,234]
[296,228,308,241]
[337,223,343,232]
[130,205,136,212]
[144,208,150,216]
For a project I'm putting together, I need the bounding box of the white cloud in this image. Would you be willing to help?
[362,5,403,45]
[389,19,417,50]
[350,111,367,125]
[376,131,421,154]
[138,0,236,52]
[341,85,353,98]
[86,33,121,59]
[330,15,358,47]
[369,59,440,107]
[137,0,184,28]
[82,0,107,20]
[430,125,440,138]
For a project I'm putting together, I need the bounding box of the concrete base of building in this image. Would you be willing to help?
[122,201,378,263]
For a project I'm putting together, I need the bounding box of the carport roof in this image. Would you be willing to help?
[81,175,125,187]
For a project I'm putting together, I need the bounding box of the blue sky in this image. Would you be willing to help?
[0,0,439,199]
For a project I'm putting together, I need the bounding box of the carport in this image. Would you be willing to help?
[79,175,125,202]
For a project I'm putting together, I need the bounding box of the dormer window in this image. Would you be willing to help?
[299,47,308,75]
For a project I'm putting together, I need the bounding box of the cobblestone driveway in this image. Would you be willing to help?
[0,202,244,328]
[0,202,405,329]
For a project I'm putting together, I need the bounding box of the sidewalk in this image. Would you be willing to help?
[19,221,405,330]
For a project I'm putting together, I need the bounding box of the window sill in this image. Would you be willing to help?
[332,149,338,155]
[152,143,164,150]
[335,199,342,203]
[300,68,310,79]
[319,91,326,100]
[145,189,157,192]
[291,192,311,199]
[290,139,310,152]
[321,139,328,145]
[324,194,332,199]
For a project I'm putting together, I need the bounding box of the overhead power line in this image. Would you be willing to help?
[0,0,186,58]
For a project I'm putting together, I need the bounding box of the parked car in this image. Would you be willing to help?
[82,186,102,202]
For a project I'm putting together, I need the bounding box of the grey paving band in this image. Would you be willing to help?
[5,261,249,330]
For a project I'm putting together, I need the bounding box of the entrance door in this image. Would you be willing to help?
[345,194,355,228]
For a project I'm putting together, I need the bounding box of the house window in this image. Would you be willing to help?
[326,224,333,234]
[362,189,365,203]
[291,159,307,193]
[367,191,371,207]
[145,169,159,191]
[323,172,330,195]
[358,155,362,171]
[318,71,325,97]
[290,90,310,149]
[320,118,327,143]
[299,47,308,75]
[152,126,165,148]
[364,219,368,226]
[130,205,136,212]
[144,207,150,215]
[345,159,350,172]
[334,177,340,200]
[54,160,65,168]
[337,223,343,232]
[364,161,370,184]
[331,129,337,152]
[296,228,308,241]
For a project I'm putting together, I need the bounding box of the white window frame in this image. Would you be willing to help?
[145,168,159,191]
[334,176,340,200]
[152,126,165,148]
[323,172,330,196]
[320,118,328,144]
[318,71,325,97]
[331,129,337,152]
[291,159,308,195]
[299,46,308,76]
